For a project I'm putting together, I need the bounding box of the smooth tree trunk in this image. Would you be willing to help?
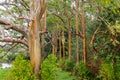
[68,30,72,61]
[62,31,65,59]
[29,15,41,79]
[81,0,87,64]
[41,8,46,59]
[29,0,46,79]
[59,31,62,60]
[68,20,72,61]
[75,0,80,64]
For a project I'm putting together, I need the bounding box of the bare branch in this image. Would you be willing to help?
[90,26,100,45]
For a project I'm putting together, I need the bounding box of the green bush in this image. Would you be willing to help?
[0,68,10,80]
[57,60,75,72]
[41,54,77,80]
[98,62,114,80]
[5,54,36,80]
[64,60,75,71]
[115,63,120,79]
[74,62,90,80]
[41,54,57,80]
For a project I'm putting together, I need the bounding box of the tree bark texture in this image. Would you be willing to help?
[29,0,46,79]
[75,0,80,64]
[81,0,87,64]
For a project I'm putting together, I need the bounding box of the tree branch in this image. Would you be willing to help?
[53,13,65,24]
[0,38,28,47]
[90,26,100,45]
[0,18,28,37]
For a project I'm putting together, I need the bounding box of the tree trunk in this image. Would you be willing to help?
[68,30,72,61]
[81,0,87,64]
[41,8,46,59]
[62,31,65,59]
[29,18,41,79]
[29,0,46,79]
[68,20,72,61]
[75,0,79,64]
[59,31,62,60]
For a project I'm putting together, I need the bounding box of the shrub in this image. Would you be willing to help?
[41,54,57,80]
[64,60,75,71]
[98,62,114,80]
[74,62,91,80]
[0,68,10,80]
[5,54,36,80]
[115,63,120,79]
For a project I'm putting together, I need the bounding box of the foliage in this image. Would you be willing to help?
[0,0,120,80]
[114,63,120,79]
[41,54,57,80]
[98,62,114,80]
[0,68,10,80]
[64,60,75,71]
[57,60,75,71]
[5,54,36,80]
[0,63,2,68]
[41,54,77,80]
[0,49,20,62]
[56,68,76,80]
[74,62,91,80]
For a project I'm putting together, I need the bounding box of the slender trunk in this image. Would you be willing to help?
[41,8,46,59]
[55,34,58,56]
[52,33,55,55]
[44,8,47,32]
[75,0,79,64]
[68,20,72,61]
[62,31,65,59]
[52,44,55,55]
[68,30,72,61]
[52,32,58,56]
[81,0,87,64]
[59,31,62,60]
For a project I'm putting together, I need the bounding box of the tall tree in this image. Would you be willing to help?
[29,0,47,79]
[68,21,72,61]
[81,0,87,64]
[0,0,47,79]
[75,0,79,64]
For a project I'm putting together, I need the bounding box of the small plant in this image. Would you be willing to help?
[5,54,36,80]
[41,54,77,80]
[114,63,120,79]
[74,62,90,80]
[64,60,75,71]
[98,62,114,80]
[41,54,57,80]
[0,68,10,80]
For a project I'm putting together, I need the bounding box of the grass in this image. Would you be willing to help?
[0,68,10,80]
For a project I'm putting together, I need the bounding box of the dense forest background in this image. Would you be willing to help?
[0,0,120,80]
